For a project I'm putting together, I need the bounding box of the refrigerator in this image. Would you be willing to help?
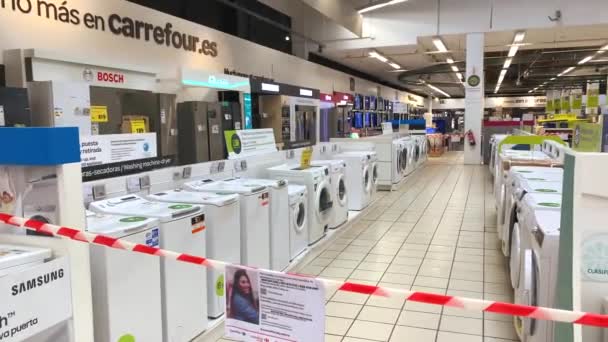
[206,102,224,161]
[329,105,352,138]
[0,87,31,127]
[28,81,91,135]
[220,101,242,157]
[177,101,210,165]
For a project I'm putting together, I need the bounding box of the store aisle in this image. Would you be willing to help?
[217,152,516,342]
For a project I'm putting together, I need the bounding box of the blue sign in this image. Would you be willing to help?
[426,128,436,133]
[243,93,253,129]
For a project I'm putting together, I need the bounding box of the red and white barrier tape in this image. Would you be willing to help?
[1,213,606,328]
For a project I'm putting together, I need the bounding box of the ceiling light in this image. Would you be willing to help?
[601,44,608,51]
[503,58,512,69]
[389,62,401,69]
[369,50,388,62]
[508,45,519,57]
[558,66,575,76]
[578,56,594,65]
[494,86,500,94]
[285,36,290,41]
[446,58,454,64]
[514,31,526,43]
[451,66,459,72]
[358,0,408,14]
[426,83,450,97]
[550,77,556,81]
[456,72,463,80]
[432,37,448,52]
[528,89,533,93]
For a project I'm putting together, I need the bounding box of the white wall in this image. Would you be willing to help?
[0,0,422,102]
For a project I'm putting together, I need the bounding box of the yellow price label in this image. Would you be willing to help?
[300,147,313,169]
[130,119,147,133]
[90,106,109,123]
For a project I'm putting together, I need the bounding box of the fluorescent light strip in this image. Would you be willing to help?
[451,66,459,72]
[578,56,594,65]
[446,58,454,64]
[514,31,526,43]
[456,72,463,80]
[358,0,407,14]
[508,45,519,57]
[433,37,448,52]
[426,83,450,97]
[389,62,401,69]
[368,50,388,62]
[558,67,575,76]
[503,58,512,69]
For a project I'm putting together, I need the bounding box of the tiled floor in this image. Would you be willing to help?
[217,152,517,342]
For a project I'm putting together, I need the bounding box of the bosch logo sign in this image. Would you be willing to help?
[97,72,125,83]
[82,68,94,82]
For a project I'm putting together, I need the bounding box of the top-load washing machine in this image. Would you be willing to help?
[513,209,561,342]
[333,152,373,210]
[0,244,51,276]
[288,185,309,260]
[86,211,164,342]
[311,160,348,229]
[220,178,290,271]
[183,179,271,269]
[267,164,333,245]
[147,189,240,318]
[89,195,207,342]
[489,134,509,177]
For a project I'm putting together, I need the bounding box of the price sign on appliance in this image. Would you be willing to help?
[90,106,109,123]
[130,120,147,133]
[300,147,313,169]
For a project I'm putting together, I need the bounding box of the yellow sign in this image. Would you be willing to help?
[300,147,313,169]
[130,119,147,133]
[90,106,109,123]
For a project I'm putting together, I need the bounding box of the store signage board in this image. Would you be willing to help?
[0,257,72,342]
[261,83,280,92]
[299,88,313,97]
[181,69,251,92]
[224,129,278,159]
[224,264,325,342]
[80,133,157,167]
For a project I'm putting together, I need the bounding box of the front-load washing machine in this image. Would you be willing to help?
[221,177,290,271]
[311,160,348,229]
[86,211,164,342]
[89,195,207,342]
[514,210,560,342]
[147,189,240,318]
[267,164,333,245]
[400,137,415,176]
[288,185,309,260]
[183,179,271,269]
[333,152,373,210]
[391,140,404,184]
[500,173,563,257]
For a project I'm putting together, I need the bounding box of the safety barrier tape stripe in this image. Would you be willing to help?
[1,212,606,328]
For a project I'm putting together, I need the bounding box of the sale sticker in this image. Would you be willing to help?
[91,106,109,123]
[300,147,313,169]
[130,120,147,133]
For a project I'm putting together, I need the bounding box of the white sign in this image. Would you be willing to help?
[0,257,72,341]
[181,68,251,92]
[262,83,280,92]
[224,265,325,342]
[225,129,278,159]
[436,96,547,109]
[382,122,393,135]
[80,133,157,167]
[299,89,313,97]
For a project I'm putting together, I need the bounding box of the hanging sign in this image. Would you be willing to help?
[587,82,600,113]
[224,129,277,159]
[90,106,109,123]
[0,257,72,342]
[224,265,325,342]
[572,122,602,152]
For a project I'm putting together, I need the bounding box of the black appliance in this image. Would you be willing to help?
[177,102,210,165]
[0,87,31,127]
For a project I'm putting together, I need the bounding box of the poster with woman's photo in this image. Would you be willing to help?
[225,265,325,342]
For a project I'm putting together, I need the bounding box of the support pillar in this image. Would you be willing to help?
[464,33,485,164]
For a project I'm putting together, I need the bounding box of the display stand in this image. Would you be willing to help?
[0,127,94,341]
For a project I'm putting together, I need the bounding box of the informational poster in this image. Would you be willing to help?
[224,129,278,159]
[80,133,157,167]
[0,257,72,341]
[224,265,325,342]
[572,122,602,152]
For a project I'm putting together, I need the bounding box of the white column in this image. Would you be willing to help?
[464,33,485,164]
[425,95,433,128]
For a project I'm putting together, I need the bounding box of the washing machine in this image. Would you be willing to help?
[399,137,415,176]
[499,167,564,254]
[0,244,51,276]
[183,179,271,269]
[221,177,290,271]
[267,164,332,245]
[311,160,348,228]
[147,189,240,318]
[89,195,207,342]
[489,134,508,177]
[288,185,309,260]
[86,211,164,342]
[391,140,405,183]
[333,152,373,210]
[513,210,560,342]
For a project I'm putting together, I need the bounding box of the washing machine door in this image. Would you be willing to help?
[414,144,420,162]
[510,222,522,288]
[521,249,539,339]
[316,180,333,222]
[336,174,347,206]
[396,149,402,174]
[400,148,408,173]
[293,201,307,233]
[362,166,371,194]
[372,163,378,185]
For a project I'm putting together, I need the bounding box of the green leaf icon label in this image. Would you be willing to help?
[119,217,147,223]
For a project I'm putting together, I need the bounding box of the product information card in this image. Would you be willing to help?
[224,265,325,342]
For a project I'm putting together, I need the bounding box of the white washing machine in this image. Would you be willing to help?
[514,210,560,342]
[222,177,290,271]
[400,137,415,176]
[89,195,207,342]
[499,167,564,255]
[183,179,271,269]
[333,152,373,210]
[311,160,348,229]
[86,211,164,342]
[288,185,309,260]
[489,134,509,177]
[267,164,332,245]
[0,244,51,276]
[147,189,240,318]
[391,140,405,183]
